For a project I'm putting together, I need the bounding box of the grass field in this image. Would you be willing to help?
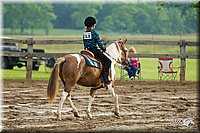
[1,58,198,81]
[1,28,199,81]
[4,28,198,42]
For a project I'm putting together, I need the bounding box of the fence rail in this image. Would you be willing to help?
[1,37,199,81]
[2,38,198,46]
[1,52,198,59]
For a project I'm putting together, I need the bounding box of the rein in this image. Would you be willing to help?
[104,51,120,63]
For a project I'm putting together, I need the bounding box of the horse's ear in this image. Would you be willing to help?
[123,38,127,44]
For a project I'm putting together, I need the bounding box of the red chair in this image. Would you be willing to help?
[158,58,179,80]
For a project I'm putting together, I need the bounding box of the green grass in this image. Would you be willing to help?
[1,62,50,80]
[1,58,198,81]
[17,44,198,55]
[2,29,198,81]
[4,28,198,42]
[115,58,198,81]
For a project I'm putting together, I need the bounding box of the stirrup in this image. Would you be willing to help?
[103,79,112,85]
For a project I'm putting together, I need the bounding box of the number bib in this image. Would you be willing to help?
[84,32,92,39]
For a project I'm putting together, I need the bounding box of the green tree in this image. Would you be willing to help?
[3,4,22,31]
[98,4,138,33]
[70,3,103,29]
[52,4,74,29]
[3,3,56,35]
[132,4,152,34]
[182,6,198,33]
[166,7,185,34]
[32,4,56,35]
[3,3,197,35]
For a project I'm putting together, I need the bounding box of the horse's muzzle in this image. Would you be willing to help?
[122,60,129,66]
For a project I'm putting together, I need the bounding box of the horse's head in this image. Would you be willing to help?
[106,38,129,65]
[116,39,129,66]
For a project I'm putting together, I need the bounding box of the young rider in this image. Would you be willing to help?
[83,16,111,84]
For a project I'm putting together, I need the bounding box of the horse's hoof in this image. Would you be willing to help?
[86,110,93,119]
[54,113,62,121]
[54,112,62,120]
[88,114,92,119]
[114,112,120,117]
[74,112,80,118]
[57,115,62,120]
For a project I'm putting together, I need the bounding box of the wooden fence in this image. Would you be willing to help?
[1,37,199,81]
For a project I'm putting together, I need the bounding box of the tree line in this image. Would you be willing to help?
[3,2,198,35]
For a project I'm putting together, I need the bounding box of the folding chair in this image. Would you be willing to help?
[119,62,142,80]
[158,58,179,81]
[136,62,142,79]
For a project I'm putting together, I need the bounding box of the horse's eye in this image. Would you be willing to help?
[124,48,128,52]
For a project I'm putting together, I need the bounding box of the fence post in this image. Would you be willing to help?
[179,40,186,82]
[26,38,34,80]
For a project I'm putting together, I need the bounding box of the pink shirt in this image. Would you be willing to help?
[128,57,139,67]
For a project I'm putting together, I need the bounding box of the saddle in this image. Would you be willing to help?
[80,50,101,69]
[81,50,111,85]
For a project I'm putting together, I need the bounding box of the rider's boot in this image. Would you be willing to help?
[103,74,112,85]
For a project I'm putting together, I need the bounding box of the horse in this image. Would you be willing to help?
[47,39,128,120]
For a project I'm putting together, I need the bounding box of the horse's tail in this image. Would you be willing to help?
[47,57,65,103]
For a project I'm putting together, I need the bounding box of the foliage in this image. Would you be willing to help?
[54,3,197,34]
[3,3,56,35]
[3,2,198,35]
[70,3,103,29]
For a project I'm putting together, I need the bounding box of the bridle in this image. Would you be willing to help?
[105,41,128,65]
[115,41,129,65]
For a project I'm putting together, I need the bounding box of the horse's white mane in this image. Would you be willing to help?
[105,42,121,63]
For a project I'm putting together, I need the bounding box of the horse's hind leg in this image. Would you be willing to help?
[57,90,68,120]
[86,88,97,119]
[107,84,120,117]
[57,85,80,120]
[66,93,80,117]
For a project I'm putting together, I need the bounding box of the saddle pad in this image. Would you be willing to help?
[81,54,100,69]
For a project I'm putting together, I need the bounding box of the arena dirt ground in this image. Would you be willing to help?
[1,79,199,133]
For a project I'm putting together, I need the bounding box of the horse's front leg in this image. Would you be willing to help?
[107,84,120,117]
[86,88,97,119]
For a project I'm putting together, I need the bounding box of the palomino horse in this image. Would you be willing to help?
[47,39,128,120]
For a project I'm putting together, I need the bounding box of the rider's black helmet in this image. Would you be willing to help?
[84,16,96,27]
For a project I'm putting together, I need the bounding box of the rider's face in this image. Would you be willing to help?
[93,24,96,29]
